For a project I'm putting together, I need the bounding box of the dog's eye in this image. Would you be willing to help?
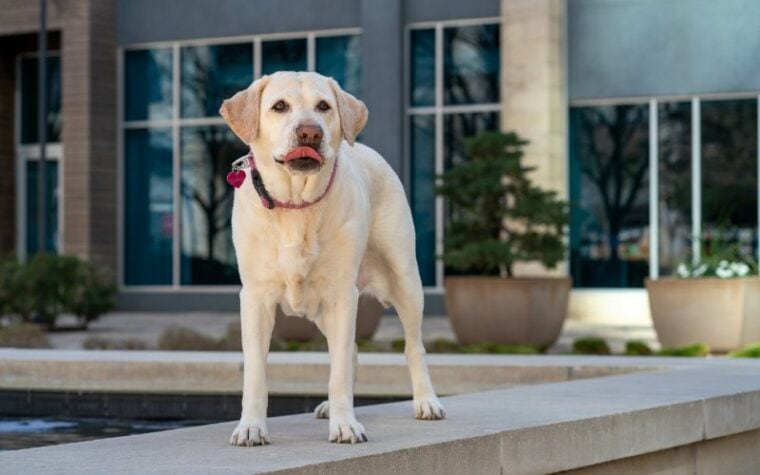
[316,100,331,112]
[272,100,289,113]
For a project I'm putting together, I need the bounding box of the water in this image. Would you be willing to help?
[0,417,211,451]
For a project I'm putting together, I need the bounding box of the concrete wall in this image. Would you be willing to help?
[568,0,760,100]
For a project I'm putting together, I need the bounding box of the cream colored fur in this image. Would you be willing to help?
[220,72,444,446]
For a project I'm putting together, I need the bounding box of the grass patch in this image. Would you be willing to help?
[625,340,654,356]
[0,322,51,348]
[572,337,611,355]
[728,342,760,358]
[657,342,710,357]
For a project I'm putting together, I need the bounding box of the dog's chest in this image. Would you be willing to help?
[272,213,321,316]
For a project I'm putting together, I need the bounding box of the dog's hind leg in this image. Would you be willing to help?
[387,268,446,420]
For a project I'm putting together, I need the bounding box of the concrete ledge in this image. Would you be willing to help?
[1,360,759,474]
[0,349,657,397]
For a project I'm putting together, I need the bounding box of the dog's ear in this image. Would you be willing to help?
[329,79,368,146]
[219,75,270,145]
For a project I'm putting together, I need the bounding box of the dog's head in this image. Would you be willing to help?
[220,72,368,175]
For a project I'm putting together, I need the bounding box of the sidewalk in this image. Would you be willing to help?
[47,313,658,354]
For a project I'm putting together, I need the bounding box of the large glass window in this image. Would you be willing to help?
[124,48,173,121]
[407,22,501,286]
[443,24,500,106]
[123,128,173,285]
[658,102,692,276]
[181,43,253,118]
[701,99,758,258]
[20,56,61,144]
[262,39,307,75]
[316,35,362,97]
[180,126,245,285]
[569,105,650,288]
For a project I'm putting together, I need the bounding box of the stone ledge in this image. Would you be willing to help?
[0,349,665,397]
[1,361,759,474]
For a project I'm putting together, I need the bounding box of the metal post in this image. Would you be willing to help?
[37,0,47,253]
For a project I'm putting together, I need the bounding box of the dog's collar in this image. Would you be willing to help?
[226,152,338,210]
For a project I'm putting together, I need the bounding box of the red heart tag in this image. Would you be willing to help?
[226,170,246,188]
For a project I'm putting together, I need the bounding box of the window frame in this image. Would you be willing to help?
[404,17,501,291]
[569,92,760,287]
[118,27,362,290]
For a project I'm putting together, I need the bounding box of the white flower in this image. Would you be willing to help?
[693,264,708,277]
[676,263,690,278]
[730,262,750,277]
[716,266,733,279]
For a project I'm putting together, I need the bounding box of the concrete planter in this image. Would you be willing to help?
[646,277,760,352]
[445,276,571,346]
[273,294,385,342]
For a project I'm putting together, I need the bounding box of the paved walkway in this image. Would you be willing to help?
[48,313,658,354]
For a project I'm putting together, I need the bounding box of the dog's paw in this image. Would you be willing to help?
[329,416,367,444]
[314,400,330,419]
[414,396,446,420]
[229,420,270,447]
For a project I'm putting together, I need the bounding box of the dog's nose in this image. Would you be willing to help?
[296,123,323,147]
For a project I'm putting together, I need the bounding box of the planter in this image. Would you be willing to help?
[646,277,760,353]
[445,276,571,346]
[273,294,385,342]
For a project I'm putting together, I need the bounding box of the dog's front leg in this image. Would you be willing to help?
[324,286,367,443]
[230,288,275,446]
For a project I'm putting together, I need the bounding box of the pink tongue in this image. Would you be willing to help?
[284,146,322,163]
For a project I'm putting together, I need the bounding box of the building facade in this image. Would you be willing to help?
[1,0,759,320]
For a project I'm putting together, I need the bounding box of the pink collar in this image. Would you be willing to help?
[228,152,338,210]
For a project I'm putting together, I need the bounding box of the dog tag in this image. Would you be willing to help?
[226,169,246,188]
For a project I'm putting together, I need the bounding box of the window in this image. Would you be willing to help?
[17,54,62,257]
[569,97,760,288]
[122,30,362,287]
[407,21,501,287]
[569,105,650,288]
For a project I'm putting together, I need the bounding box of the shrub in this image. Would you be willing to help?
[729,343,760,358]
[457,342,539,355]
[157,326,220,351]
[625,340,653,356]
[572,337,611,355]
[0,322,51,348]
[1,254,116,329]
[82,336,148,350]
[436,131,569,277]
[657,342,710,357]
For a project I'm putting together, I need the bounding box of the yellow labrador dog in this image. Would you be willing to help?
[220,71,445,446]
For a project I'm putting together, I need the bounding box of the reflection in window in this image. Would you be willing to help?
[20,56,61,144]
[410,29,435,107]
[124,49,173,121]
[180,126,245,285]
[124,128,173,285]
[443,24,500,106]
[262,39,307,75]
[181,43,252,118]
[25,161,58,254]
[443,112,500,169]
[570,105,650,288]
[701,99,758,258]
[658,102,692,276]
[316,35,362,98]
[410,115,436,286]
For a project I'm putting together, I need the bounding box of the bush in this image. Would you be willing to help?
[657,342,710,357]
[625,340,654,356]
[0,323,51,348]
[0,254,116,329]
[436,131,569,276]
[573,337,611,355]
[158,326,220,351]
[729,343,760,358]
[82,336,148,350]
